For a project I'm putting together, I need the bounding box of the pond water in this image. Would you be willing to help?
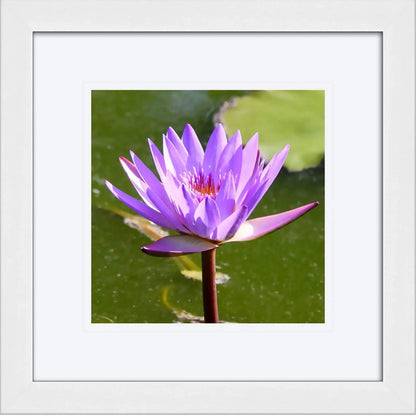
[91,90,324,323]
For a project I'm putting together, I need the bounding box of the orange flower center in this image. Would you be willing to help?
[183,171,221,201]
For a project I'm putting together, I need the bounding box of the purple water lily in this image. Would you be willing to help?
[106,124,318,322]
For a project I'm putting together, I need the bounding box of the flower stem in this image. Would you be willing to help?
[201,248,219,323]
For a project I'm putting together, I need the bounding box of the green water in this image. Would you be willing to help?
[91,90,324,323]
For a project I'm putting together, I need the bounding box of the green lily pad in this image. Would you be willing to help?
[217,90,325,171]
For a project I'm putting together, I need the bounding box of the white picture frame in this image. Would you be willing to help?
[1,0,414,413]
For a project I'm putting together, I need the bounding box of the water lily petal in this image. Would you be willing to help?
[261,144,290,185]
[119,157,158,210]
[182,124,204,170]
[148,138,166,178]
[105,180,175,229]
[217,130,242,178]
[120,159,188,233]
[167,126,188,161]
[142,235,219,257]
[193,216,208,238]
[161,171,195,221]
[205,197,221,237]
[227,202,319,242]
[193,197,220,238]
[203,124,227,172]
[130,151,169,202]
[163,134,187,177]
[215,172,236,220]
[237,133,259,193]
[242,145,290,216]
[244,181,270,217]
[129,151,186,228]
[176,185,203,235]
[144,186,189,233]
[235,158,264,207]
[213,205,248,241]
[178,183,198,217]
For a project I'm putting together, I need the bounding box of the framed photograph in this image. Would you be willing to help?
[1,0,414,413]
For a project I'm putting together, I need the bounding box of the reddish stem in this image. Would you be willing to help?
[201,248,219,323]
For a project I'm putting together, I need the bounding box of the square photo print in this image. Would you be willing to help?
[91,90,324,323]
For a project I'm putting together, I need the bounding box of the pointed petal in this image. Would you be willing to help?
[244,180,270,217]
[175,185,203,235]
[203,124,227,173]
[237,133,259,193]
[136,173,189,234]
[227,202,319,242]
[205,197,221,237]
[193,216,208,238]
[130,151,167,201]
[159,171,195,225]
[182,124,204,169]
[129,151,184,225]
[261,144,290,184]
[215,172,236,220]
[148,138,166,178]
[117,157,188,233]
[105,181,175,229]
[242,145,291,216]
[236,156,263,206]
[213,205,248,241]
[217,130,242,175]
[167,126,188,160]
[163,134,186,177]
[144,188,188,233]
[119,157,158,210]
[193,197,220,238]
[193,199,209,237]
[142,235,218,257]
[179,183,198,217]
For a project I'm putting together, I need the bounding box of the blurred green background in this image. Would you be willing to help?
[92,90,324,323]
